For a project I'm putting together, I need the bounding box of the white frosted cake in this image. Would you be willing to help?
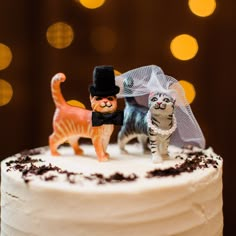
[1,144,223,236]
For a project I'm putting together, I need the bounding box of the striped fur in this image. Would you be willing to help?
[118,97,149,154]
[49,73,117,161]
[118,93,175,162]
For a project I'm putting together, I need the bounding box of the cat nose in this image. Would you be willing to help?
[157,102,162,105]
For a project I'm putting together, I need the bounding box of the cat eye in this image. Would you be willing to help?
[107,96,114,101]
[163,98,170,103]
[95,96,102,101]
[151,97,157,102]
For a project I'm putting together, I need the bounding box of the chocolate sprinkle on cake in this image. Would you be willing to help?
[6,155,43,167]
[5,149,220,185]
[5,155,138,185]
[43,175,58,181]
[146,151,219,178]
[19,147,48,157]
[89,172,138,185]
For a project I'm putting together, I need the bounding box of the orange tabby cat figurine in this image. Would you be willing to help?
[49,66,123,161]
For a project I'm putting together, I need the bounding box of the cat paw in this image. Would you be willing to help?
[120,149,129,154]
[152,156,163,163]
[161,154,169,160]
[51,150,60,156]
[98,153,109,162]
[75,149,84,156]
[143,149,151,154]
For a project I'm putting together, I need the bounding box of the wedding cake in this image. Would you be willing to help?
[1,144,223,236]
[1,65,223,236]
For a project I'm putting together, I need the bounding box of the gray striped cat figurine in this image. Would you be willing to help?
[118,92,176,163]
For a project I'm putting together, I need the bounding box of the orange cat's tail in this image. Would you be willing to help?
[51,73,67,108]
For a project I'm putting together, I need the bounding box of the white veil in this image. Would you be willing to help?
[115,65,205,148]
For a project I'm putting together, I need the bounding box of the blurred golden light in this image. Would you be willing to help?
[114,70,121,76]
[179,80,196,104]
[46,22,74,49]
[79,0,105,9]
[90,26,116,54]
[67,100,85,109]
[0,79,13,106]
[0,43,12,70]
[188,0,216,17]
[170,34,198,61]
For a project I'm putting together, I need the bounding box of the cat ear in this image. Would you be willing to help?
[170,94,176,105]
[149,92,155,98]
[173,98,176,105]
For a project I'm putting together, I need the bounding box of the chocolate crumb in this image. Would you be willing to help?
[97,179,106,185]
[20,147,47,156]
[6,156,43,167]
[84,176,93,181]
[24,179,30,183]
[5,149,220,185]
[106,172,138,183]
[146,151,219,178]
[43,175,58,181]
[85,172,138,185]
[91,173,104,179]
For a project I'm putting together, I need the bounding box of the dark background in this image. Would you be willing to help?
[0,0,234,235]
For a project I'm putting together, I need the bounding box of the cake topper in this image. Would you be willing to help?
[116,65,205,162]
[118,92,176,163]
[49,65,123,161]
[89,66,123,127]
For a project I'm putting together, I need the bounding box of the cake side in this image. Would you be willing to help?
[1,144,223,236]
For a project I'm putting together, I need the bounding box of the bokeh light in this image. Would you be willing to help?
[0,43,12,70]
[170,34,198,61]
[67,100,85,109]
[46,22,74,49]
[0,79,13,106]
[90,26,117,54]
[179,80,196,104]
[188,0,216,17]
[114,69,121,76]
[78,0,105,9]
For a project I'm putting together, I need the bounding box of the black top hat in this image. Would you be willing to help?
[89,65,120,97]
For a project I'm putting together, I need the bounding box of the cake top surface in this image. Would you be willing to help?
[2,144,222,193]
